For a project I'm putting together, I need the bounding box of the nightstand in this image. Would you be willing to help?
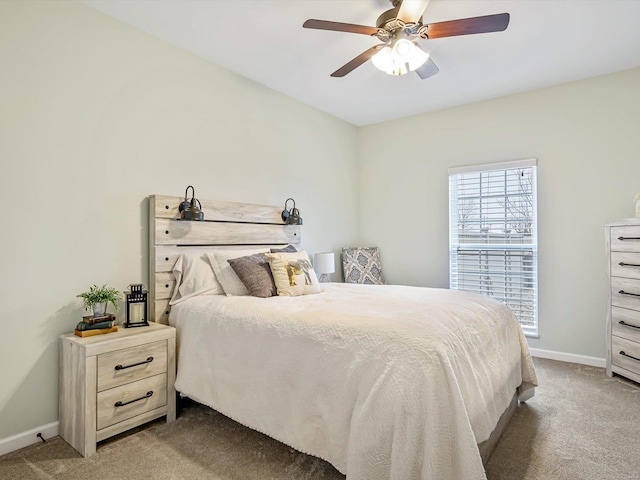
[59,322,176,457]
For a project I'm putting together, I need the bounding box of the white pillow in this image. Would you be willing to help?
[170,253,224,305]
[206,248,269,296]
[266,250,320,297]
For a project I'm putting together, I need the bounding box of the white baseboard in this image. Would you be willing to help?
[529,348,606,368]
[0,421,59,457]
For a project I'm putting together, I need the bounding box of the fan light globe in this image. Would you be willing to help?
[392,38,414,62]
[407,46,430,71]
[372,41,429,76]
[371,46,394,73]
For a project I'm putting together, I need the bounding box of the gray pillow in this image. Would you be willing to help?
[270,245,298,253]
[228,253,277,298]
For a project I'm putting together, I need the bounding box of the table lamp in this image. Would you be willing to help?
[313,252,335,283]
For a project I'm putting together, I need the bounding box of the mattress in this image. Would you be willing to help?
[170,283,537,480]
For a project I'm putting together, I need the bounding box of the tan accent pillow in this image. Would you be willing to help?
[266,250,321,297]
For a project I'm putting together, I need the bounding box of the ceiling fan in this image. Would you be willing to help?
[303,0,509,79]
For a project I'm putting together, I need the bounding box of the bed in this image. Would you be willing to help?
[148,194,538,480]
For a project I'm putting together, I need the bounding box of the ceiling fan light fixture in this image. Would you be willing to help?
[371,46,408,76]
[371,40,428,76]
[303,7,510,80]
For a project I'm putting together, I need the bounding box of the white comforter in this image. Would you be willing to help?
[170,283,537,480]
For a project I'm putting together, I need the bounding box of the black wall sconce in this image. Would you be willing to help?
[178,185,204,221]
[281,198,303,225]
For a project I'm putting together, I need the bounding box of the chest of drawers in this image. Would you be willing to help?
[59,322,176,457]
[606,219,640,383]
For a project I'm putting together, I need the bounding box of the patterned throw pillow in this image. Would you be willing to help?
[266,250,321,297]
[342,247,385,285]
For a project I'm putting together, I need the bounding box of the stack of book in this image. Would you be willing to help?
[74,314,118,337]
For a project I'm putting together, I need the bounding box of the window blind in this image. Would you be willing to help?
[449,160,538,335]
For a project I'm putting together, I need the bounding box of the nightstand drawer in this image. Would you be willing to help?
[611,336,640,375]
[97,340,167,392]
[611,226,640,253]
[97,373,167,430]
[611,306,640,343]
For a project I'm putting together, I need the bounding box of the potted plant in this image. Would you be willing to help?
[77,284,122,317]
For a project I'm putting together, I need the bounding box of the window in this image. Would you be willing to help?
[449,159,538,336]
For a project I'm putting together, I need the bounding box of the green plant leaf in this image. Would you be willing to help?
[77,284,123,311]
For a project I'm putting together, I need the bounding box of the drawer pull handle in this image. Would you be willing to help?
[114,391,153,408]
[619,350,640,363]
[618,290,640,297]
[619,320,640,330]
[618,262,640,268]
[618,236,640,241]
[114,356,154,371]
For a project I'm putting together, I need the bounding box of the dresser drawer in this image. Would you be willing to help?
[96,373,167,430]
[612,306,640,343]
[97,340,167,392]
[611,252,640,280]
[611,226,640,252]
[611,336,640,375]
[611,277,640,311]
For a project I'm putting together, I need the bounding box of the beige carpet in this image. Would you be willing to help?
[1,358,639,480]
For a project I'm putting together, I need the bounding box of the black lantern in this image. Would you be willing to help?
[178,185,204,221]
[281,198,303,225]
[125,284,149,328]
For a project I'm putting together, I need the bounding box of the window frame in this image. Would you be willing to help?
[448,159,539,337]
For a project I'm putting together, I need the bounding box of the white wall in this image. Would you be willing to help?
[0,1,358,439]
[358,67,640,359]
[3,0,639,447]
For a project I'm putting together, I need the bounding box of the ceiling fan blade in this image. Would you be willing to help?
[303,19,378,36]
[425,13,510,39]
[397,0,431,23]
[415,56,439,80]
[331,46,383,78]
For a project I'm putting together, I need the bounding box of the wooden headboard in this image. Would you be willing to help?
[148,195,302,324]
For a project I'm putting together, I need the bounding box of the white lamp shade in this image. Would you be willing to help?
[313,252,335,275]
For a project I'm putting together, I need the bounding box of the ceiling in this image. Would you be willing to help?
[83,0,640,126]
